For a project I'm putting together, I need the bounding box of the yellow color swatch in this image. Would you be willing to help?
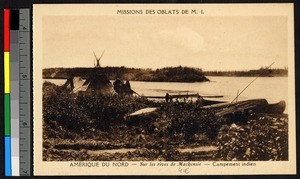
[4,52,10,94]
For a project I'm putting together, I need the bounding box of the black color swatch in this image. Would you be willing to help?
[10,9,19,30]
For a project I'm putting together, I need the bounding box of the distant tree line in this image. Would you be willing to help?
[204,67,288,77]
[43,66,287,83]
[43,66,209,83]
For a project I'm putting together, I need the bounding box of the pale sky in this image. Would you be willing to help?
[43,16,288,71]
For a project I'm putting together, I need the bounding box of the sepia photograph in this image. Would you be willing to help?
[33,4,295,175]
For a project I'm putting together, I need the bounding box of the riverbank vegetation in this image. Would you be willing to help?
[43,82,288,161]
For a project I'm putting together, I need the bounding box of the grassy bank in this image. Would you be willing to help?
[43,82,288,161]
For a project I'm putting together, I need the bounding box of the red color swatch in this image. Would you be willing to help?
[4,9,10,51]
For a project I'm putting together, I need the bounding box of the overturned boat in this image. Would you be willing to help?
[202,99,286,117]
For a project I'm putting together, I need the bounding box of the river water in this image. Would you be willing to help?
[44,76,288,105]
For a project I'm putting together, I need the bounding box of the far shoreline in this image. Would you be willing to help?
[42,66,288,83]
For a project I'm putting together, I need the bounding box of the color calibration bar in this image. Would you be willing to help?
[4,9,12,176]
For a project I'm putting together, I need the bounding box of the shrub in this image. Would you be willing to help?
[43,82,155,134]
[213,114,288,161]
[159,103,221,142]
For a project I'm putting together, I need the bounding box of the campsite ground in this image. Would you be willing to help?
[43,82,288,161]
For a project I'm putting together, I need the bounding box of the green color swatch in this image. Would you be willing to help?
[4,94,11,136]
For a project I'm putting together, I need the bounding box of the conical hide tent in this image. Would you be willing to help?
[63,76,85,92]
[64,75,113,95]
[82,74,113,94]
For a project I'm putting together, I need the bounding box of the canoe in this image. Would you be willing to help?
[143,94,224,99]
[202,99,286,117]
[142,93,226,105]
